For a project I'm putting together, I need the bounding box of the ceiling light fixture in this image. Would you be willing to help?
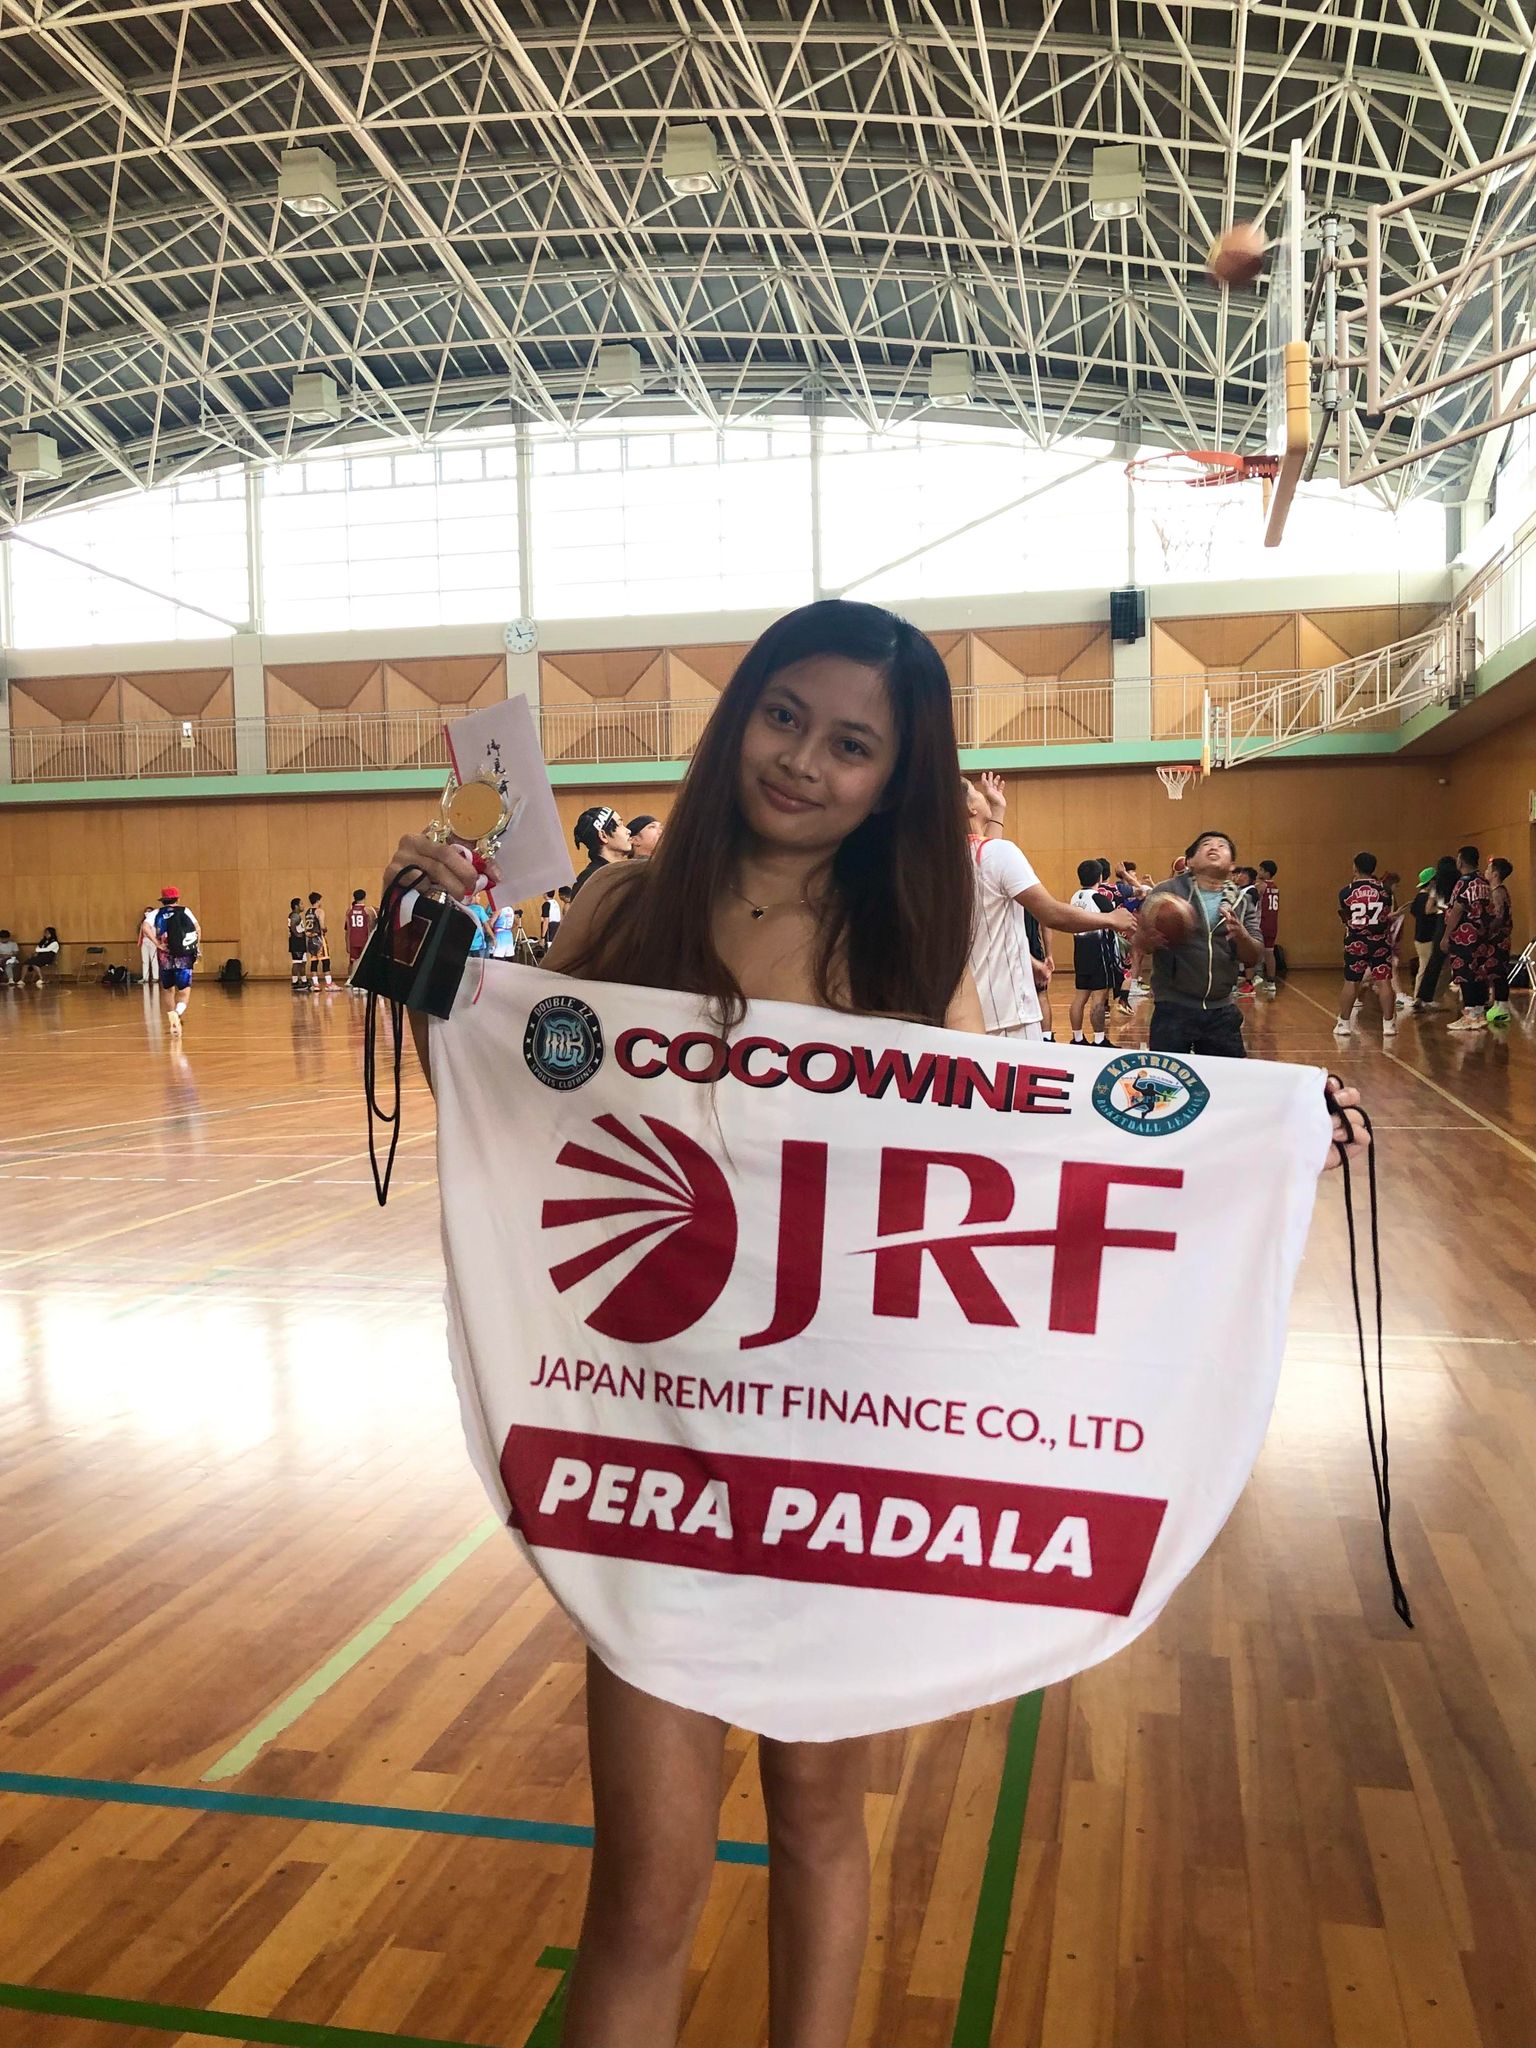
[663,124,721,197]
[278,146,342,219]
[928,352,975,404]
[1089,144,1144,222]
[595,344,643,398]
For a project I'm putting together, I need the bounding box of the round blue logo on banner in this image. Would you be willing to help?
[524,996,604,1090]
[1091,1051,1210,1135]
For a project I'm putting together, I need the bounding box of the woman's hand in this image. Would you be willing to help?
[382,833,500,904]
[1323,1080,1369,1172]
[979,770,1007,822]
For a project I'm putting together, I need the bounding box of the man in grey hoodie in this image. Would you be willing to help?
[1142,830,1264,1058]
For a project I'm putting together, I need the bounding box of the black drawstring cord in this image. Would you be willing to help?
[363,867,426,1208]
[1328,1078,1413,1628]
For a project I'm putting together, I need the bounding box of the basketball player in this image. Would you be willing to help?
[383,600,1369,2048]
[961,779,1135,1040]
[1256,860,1281,990]
[570,806,633,898]
[1445,845,1495,1034]
[540,887,565,949]
[287,898,308,992]
[343,888,376,990]
[304,891,334,990]
[1334,852,1398,1041]
[153,886,200,1035]
[1069,858,1118,1044]
[1142,831,1263,1057]
[1486,857,1514,1024]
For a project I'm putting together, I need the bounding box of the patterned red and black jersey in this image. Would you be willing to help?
[1339,878,1395,980]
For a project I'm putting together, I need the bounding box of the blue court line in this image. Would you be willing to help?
[0,1769,770,1866]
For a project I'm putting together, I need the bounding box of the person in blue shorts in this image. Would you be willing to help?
[153,885,201,1035]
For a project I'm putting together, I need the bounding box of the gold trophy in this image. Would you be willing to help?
[351,770,520,1017]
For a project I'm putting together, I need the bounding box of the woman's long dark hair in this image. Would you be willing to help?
[561,599,973,1026]
[1431,855,1459,902]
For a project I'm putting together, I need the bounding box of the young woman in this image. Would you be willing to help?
[382,599,1367,2048]
[22,926,61,985]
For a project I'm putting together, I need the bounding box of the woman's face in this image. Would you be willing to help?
[737,656,898,855]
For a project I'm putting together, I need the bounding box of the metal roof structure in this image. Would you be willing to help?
[1,0,1532,521]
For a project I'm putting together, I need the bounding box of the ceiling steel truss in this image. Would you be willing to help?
[1,0,1532,520]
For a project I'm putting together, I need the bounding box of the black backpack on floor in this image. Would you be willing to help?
[219,958,245,984]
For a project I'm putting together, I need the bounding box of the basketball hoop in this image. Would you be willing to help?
[1125,450,1280,490]
[1126,450,1280,577]
[1157,764,1199,800]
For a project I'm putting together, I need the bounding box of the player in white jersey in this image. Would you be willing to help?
[962,779,1135,1039]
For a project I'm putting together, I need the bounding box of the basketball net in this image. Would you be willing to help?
[1140,483,1226,578]
[1127,451,1275,580]
[1157,765,1199,800]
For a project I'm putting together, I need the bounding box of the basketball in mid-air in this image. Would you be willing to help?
[1206,221,1268,287]
[1139,893,1198,949]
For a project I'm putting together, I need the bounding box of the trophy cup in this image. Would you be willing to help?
[350,771,519,1018]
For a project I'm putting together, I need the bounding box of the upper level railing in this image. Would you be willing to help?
[5,679,1146,785]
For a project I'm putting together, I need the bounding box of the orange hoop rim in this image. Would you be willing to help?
[1125,449,1280,489]
[1156,763,1201,798]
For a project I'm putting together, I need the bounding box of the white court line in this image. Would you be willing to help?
[0,1089,363,1150]
[1282,981,1536,1167]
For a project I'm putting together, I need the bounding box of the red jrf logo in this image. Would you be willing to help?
[543,1118,1182,1350]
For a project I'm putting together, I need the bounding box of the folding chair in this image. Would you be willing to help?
[1509,936,1536,993]
[75,944,108,984]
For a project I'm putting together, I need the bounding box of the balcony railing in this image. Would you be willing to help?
[5,681,1138,785]
[0,641,1474,789]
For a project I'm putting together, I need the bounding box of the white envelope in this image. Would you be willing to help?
[444,696,575,911]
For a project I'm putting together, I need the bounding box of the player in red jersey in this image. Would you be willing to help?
[1334,852,1398,1042]
[1256,859,1280,991]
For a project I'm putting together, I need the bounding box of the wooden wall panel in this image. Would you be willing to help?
[1435,701,1536,947]
[0,751,1479,980]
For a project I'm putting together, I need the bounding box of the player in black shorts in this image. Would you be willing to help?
[1335,852,1398,1042]
[287,898,308,992]
[1069,859,1118,1045]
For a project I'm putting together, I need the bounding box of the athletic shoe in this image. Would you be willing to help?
[168,1013,181,1036]
[1333,1019,1353,1037]
[1071,1033,1087,1044]
[324,976,335,989]
[1448,1014,1486,1033]
[1487,1002,1510,1023]
[1382,1021,1397,1039]
[1395,992,1412,1011]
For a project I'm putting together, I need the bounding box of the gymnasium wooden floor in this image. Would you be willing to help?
[2,973,1535,2048]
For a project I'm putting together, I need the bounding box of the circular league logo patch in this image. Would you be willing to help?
[523,996,605,1091]
[1091,1051,1210,1136]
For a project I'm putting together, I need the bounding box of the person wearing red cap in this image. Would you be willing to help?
[153,886,201,1035]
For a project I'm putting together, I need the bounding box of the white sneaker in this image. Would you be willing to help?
[1382,1021,1397,1039]
[1395,992,1412,1011]
[1448,1014,1486,1033]
[1333,1021,1353,1037]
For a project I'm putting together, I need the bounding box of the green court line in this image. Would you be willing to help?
[203,1519,501,1782]
[0,1767,769,1864]
[949,1690,1044,2048]
[0,1981,488,2047]
[523,1949,576,2048]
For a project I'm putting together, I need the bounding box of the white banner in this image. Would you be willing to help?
[434,965,1330,1741]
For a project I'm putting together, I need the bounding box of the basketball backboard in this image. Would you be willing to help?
[1264,139,1309,546]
